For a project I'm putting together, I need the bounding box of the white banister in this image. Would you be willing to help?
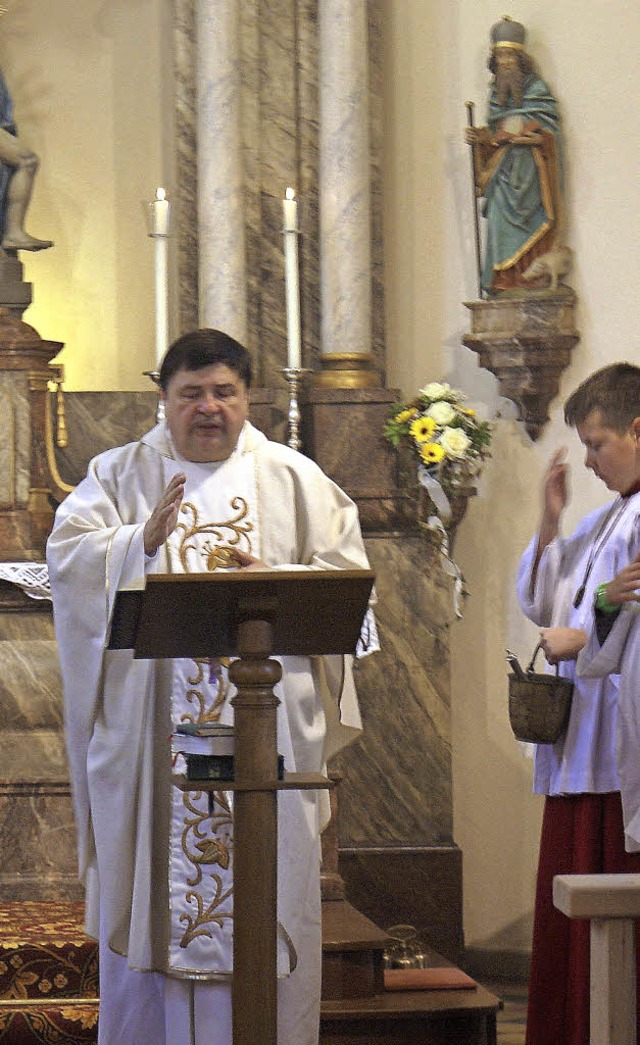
[554,873,640,1045]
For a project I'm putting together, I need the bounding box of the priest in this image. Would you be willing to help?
[47,328,376,1045]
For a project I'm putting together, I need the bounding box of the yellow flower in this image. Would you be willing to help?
[419,442,446,465]
[461,407,476,417]
[410,416,437,443]
[395,407,418,424]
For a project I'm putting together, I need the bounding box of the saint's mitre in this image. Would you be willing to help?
[490,15,527,53]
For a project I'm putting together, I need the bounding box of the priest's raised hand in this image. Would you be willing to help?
[143,470,186,556]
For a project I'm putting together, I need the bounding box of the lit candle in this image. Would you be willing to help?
[149,188,171,370]
[282,188,301,369]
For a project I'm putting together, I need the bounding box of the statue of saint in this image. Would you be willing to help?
[465,17,563,295]
[0,67,52,253]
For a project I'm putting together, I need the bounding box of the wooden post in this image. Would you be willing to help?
[229,619,282,1045]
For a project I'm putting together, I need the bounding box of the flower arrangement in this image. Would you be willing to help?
[384,381,492,618]
[384,381,492,501]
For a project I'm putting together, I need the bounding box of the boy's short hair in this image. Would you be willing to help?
[159,329,253,392]
[564,362,640,432]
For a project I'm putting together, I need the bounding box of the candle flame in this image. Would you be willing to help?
[156,187,166,201]
[285,187,296,200]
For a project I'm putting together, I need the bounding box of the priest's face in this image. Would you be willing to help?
[162,363,250,462]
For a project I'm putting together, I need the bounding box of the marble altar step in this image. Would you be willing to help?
[0,609,79,903]
[0,637,62,731]
[0,730,82,901]
[0,729,68,781]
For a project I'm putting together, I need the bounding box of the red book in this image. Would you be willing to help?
[384,967,477,992]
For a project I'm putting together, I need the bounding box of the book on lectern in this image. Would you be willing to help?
[172,723,284,782]
[173,722,235,757]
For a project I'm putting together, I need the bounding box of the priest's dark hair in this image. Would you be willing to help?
[159,328,253,391]
[564,362,640,433]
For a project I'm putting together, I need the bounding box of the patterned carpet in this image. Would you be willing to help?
[0,901,98,1044]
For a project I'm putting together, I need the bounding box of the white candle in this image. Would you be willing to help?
[149,188,171,369]
[154,237,168,370]
[283,186,298,232]
[283,188,301,369]
[152,186,170,237]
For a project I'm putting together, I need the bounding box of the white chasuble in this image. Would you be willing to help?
[162,451,294,978]
[47,420,364,970]
[47,419,373,1043]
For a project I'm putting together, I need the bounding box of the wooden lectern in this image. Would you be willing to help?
[109,568,374,1045]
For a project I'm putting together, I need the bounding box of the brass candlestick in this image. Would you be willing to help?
[280,367,312,451]
[143,370,165,423]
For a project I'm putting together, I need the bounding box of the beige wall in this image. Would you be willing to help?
[1,0,173,390]
[382,0,640,956]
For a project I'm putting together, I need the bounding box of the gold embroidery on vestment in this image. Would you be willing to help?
[174,498,253,572]
[180,879,234,949]
[179,791,233,947]
[179,659,231,725]
[171,493,253,950]
[194,837,230,867]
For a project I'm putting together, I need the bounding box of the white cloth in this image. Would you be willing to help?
[578,603,640,851]
[0,561,51,600]
[517,491,640,796]
[98,870,321,1045]
[47,420,375,1045]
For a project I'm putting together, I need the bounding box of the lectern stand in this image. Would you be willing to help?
[109,568,374,1045]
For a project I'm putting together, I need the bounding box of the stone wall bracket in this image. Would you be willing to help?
[463,289,580,440]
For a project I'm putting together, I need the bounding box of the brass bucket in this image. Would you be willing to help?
[507,641,574,744]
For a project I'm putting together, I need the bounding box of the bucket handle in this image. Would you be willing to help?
[526,640,561,677]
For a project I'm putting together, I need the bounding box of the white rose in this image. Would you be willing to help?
[439,426,471,459]
[420,381,450,401]
[426,401,456,425]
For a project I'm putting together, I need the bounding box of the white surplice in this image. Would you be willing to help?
[517,491,640,796]
[47,421,375,1044]
[578,602,640,851]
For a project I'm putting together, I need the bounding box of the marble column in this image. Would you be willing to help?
[174,0,198,333]
[317,0,376,387]
[162,0,462,956]
[196,0,247,341]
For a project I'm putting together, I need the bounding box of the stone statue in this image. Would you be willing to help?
[465,16,565,295]
[0,67,52,253]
